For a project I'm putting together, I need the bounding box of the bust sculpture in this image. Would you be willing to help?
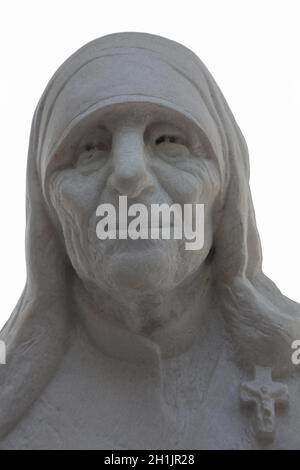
[0,32,300,450]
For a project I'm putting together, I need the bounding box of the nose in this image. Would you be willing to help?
[108,125,154,197]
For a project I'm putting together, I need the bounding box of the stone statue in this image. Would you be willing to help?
[0,32,300,450]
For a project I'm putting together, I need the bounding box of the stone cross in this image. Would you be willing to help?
[240,366,289,442]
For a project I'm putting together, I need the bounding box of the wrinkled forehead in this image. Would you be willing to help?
[37,47,226,183]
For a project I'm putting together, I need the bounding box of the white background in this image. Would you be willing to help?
[0,0,299,328]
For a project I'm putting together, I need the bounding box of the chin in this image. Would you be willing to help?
[101,242,180,294]
[74,236,200,296]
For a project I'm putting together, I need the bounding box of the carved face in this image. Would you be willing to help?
[48,102,221,298]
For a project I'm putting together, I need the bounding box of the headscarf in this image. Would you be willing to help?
[1,32,299,438]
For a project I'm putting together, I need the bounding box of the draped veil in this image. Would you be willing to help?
[1,32,299,438]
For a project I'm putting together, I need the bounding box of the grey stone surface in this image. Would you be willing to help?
[0,32,300,450]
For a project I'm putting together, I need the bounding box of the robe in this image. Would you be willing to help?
[1,306,300,450]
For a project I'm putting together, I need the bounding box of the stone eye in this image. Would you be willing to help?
[85,143,95,151]
[84,141,109,153]
[155,135,185,145]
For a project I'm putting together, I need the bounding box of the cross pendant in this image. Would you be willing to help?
[240,366,289,442]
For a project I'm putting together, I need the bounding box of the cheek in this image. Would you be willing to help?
[49,169,105,221]
[151,162,199,204]
[152,158,220,205]
[48,171,106,277]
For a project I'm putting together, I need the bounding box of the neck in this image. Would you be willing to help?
[73,264,214,362]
